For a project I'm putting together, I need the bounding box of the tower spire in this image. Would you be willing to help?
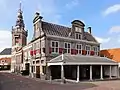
[15,1,25,28]
[19,1,22,12]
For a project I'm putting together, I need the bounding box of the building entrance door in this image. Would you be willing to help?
[36,66,40,78]
[25,63,30,74]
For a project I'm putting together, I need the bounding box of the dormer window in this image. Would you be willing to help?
[75,33,82,39]
[75,27,82,32]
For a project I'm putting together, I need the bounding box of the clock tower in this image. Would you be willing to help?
[11,2,27,72]
[11,2,27,52]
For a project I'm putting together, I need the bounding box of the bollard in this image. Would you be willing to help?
[50,76,52,83]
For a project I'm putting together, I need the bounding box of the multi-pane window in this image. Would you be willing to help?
[51,41,59,53]
[76,44,82,54]
[86,45,91,55]
[64,42,71,53]
[93,46,98,55]
[75,33,82,40]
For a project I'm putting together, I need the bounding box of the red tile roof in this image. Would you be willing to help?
[100,48,120,62]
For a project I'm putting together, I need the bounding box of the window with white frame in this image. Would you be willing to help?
[86,45,91,55]
[76,44,82,54]
[75,33,82,40]
[93,46,98,55]
[51,41,59,53]
[64,42,71,53]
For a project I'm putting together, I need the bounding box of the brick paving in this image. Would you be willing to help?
[0,72,120,90]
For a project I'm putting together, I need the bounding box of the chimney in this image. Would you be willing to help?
[33,12,43,23]
[87,27,92,34]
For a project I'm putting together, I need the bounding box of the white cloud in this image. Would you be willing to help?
[95,36,110,43]
[109,26,120,33]
[95,36,112,50]
[95,31,120,50]
[65,0,79,9]
[0,30,11,52]
[103,4,120,16]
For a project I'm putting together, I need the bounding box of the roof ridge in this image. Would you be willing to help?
[42,21,70,29]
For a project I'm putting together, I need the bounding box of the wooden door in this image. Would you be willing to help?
[36,66,40,78]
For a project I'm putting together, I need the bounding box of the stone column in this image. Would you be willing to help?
[109,65,112,79]
[61,65,64,78]
[34,62,36,77]
[117,65,119,78]
[100,65,103,80]
[77,65,80,82]
[90,65,92,81]
[61,65,65,83]
[29,63,31,75]
[46,66,51,80]
[30,62,33,78]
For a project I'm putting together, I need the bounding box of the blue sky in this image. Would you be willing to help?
[0,0,120,51]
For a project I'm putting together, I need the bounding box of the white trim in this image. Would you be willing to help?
[48,62,63,66]
[0,55,11,58]
[48,62,118,66]
[47,35,100,45]
[16,52,22,55]
[63,62,118,65]
[0,63,9,65]
[23,45,32,50]
[118,63,120,67]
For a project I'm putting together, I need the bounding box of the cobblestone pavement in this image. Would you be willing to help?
[0,72,120,90]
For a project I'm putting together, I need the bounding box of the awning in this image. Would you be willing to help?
[47,54,118,66]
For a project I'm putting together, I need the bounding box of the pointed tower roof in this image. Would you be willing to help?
[15,1,25,28]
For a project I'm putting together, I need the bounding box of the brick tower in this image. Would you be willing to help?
[11,2,27,72]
